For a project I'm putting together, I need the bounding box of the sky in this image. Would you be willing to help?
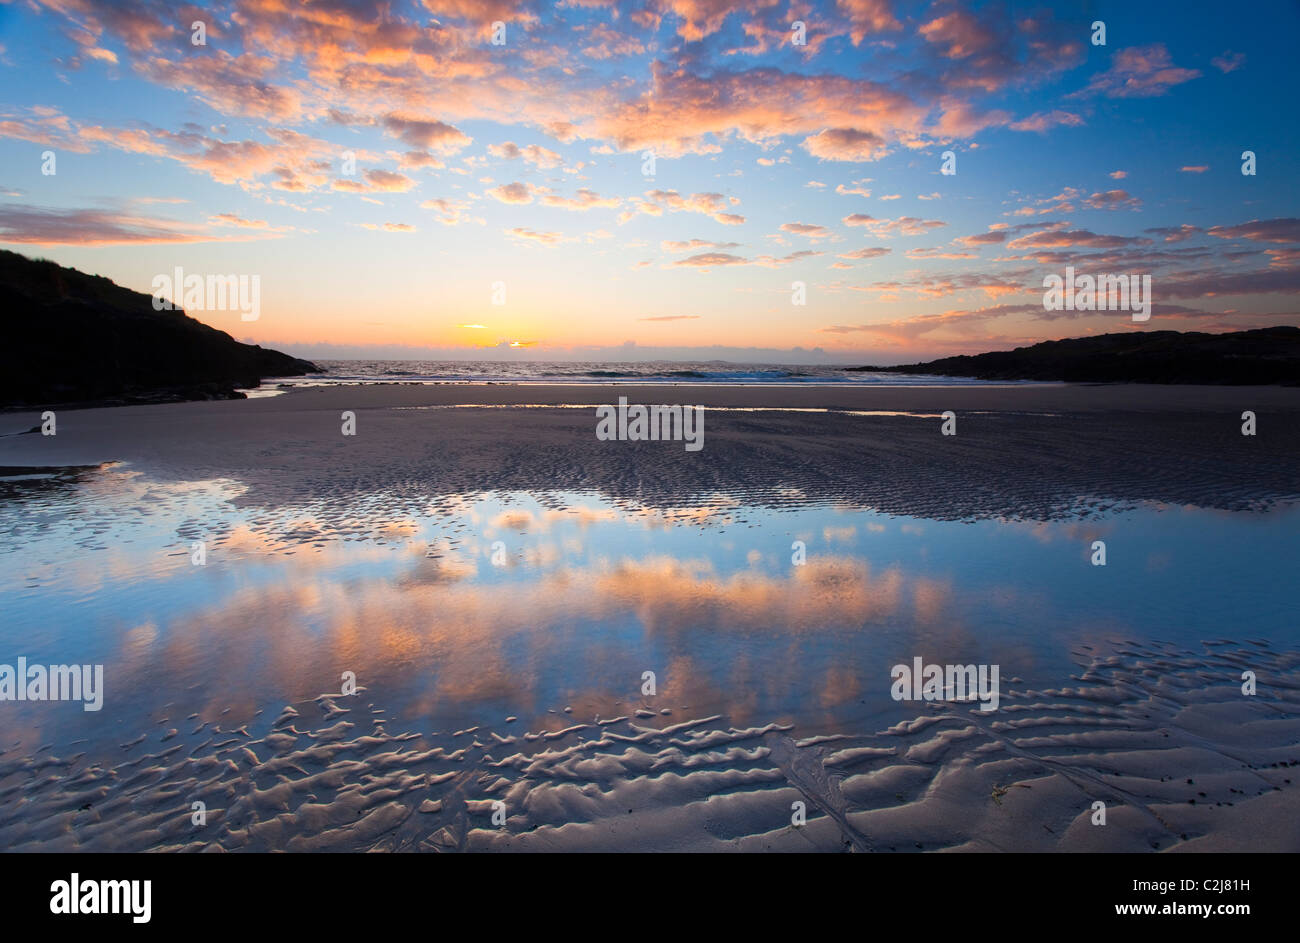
[1,0,1297,364]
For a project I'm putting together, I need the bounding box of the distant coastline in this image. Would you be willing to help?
[847,327,1300,385]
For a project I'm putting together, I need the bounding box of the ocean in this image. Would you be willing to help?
[263,359,1024,387]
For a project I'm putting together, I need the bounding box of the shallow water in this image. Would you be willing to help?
[1,464,1297,851]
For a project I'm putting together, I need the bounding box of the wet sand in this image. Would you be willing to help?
[3,382,1298,522]
[1,382,1298,852]
[1,642,1295,852]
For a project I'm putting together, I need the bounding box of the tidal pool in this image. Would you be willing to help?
[1,464,1296,851]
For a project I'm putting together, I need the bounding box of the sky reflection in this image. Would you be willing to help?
[2,468,1297,764]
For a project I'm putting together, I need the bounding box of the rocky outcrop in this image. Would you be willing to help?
[0,250,317,407]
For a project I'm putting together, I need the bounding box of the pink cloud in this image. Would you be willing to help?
[1083,189,1141,211]
[488,182,536,204]
[1206,218,1300,244]
[488,141,563,168]
[1076,44,1201,99]
[1009,110,1084,132]
[0,203,282,246]
[836,0,901,44]
[803,127,889,162]
[843,214,947,236]
[541,188,621,211]
[780,221,831,238]
[1006,229,1152,249]
[1211,51,1246,73]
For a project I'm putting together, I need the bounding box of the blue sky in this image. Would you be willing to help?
[1,0,1297,362]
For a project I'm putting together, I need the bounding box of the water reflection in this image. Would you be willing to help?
[3,468,1297,766]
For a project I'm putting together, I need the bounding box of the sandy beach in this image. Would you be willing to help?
[4,381,1299,521]
[1,382,1298,852]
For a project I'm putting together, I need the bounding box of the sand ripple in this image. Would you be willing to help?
[1,643,1295,852]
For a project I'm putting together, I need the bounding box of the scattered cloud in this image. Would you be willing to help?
[1075,44,1201,98]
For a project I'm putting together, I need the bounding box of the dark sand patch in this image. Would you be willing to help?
[0,384,1297,525]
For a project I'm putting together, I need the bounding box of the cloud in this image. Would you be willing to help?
[209,213,268,228]
[594,61,931,158]
[670,249,820,269]
[541,188,621,210]
[0,204,277,246]
[397,150,445,169]
[360,222,416,232]
[780,221,831,238]
[1075,44,1201,98]
[837,0,902,44]
[671,252,748,268]
[488,182,536,204]
[1009,110,1084,132]
[1083,189,1141,211]
[1206,218,1300,244]
[47,0,174,54]
[333,169,417,193]
[581,23,647,60]
[954,230,1006,246]
[657,0,746,41]
[836,179,871,198]
[842,214,947,236]
[1145,224,1202,243]
[71,121,338,191]
[661,239,741,252]
[836,247,891,260]
[914,9,1084,95]
[0,107,93,152]
[420,197,478,226]
[1211,51,1246,73]
[1008,187,1085,216]
[1006,228,1152,249]
[381,115,472,152]
[19,0,1071,198]
[133,51,306,122]
[620,189,745,225]
[1180,165,1209,173]
[918,8,999,59]
[638,315,700,321]
[488,141,563,168]
[1157,266,1300,299]
[803,127,888,162]
[819,302,1044,339]
[505,226,565,246]
[861,272,1026,299]
[906,248,977,259]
